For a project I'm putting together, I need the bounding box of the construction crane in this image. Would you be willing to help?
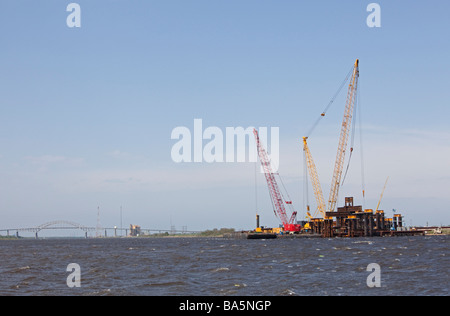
[375,176,389,212]
[302,137,326,219]
[253,128,301,233]
[327,59,359,212]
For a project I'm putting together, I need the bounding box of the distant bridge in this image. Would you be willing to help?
[0,220,201,239]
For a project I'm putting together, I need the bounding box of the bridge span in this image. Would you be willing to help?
[0,220,200,239]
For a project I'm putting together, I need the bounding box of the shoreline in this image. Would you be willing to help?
[2,227,449,240]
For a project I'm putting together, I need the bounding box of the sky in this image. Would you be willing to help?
[0,0,449,234]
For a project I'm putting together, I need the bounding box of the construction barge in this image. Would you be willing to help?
[227,197,425,239]
[311,197,424,238]
[224,232,322,239]
[246,60,428,240]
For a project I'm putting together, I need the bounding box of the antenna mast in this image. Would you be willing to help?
[96,206,101,238]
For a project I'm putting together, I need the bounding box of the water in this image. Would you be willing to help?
[0,236,448,296]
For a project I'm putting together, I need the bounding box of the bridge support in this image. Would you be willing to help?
[35,232,38,239]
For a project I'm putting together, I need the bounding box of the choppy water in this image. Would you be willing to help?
[0,236,448,296]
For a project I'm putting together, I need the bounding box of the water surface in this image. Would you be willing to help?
[0,236,448,296]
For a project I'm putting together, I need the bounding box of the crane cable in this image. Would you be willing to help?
[341,90,358,186]
[255,160,278,220]
[254,161,258,216]
[340,77,366,210]
[302,63,354,218]
[358,81,366,206]
[277,172,294,214]
[306,65,355,138]
[303,149,310,218]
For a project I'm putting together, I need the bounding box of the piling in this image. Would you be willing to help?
[318,197,420,238]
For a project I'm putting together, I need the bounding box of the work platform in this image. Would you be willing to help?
[311,197,424,238]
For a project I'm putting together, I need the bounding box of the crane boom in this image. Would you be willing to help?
[376,176,389,212]
[303,137,326,219]
[253,129,300,232]
[328,59,359,212]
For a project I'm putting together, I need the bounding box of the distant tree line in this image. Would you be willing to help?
[198,228,235,237]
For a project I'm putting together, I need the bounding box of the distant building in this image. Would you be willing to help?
[129,225,141,237]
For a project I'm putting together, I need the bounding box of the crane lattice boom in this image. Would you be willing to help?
[254,129,300,232]
[328,59,359,212]
[303,137,326,219]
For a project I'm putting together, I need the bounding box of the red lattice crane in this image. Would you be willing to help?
[253,129,301,233]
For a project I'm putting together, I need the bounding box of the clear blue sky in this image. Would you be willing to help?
[0,1,449,233]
